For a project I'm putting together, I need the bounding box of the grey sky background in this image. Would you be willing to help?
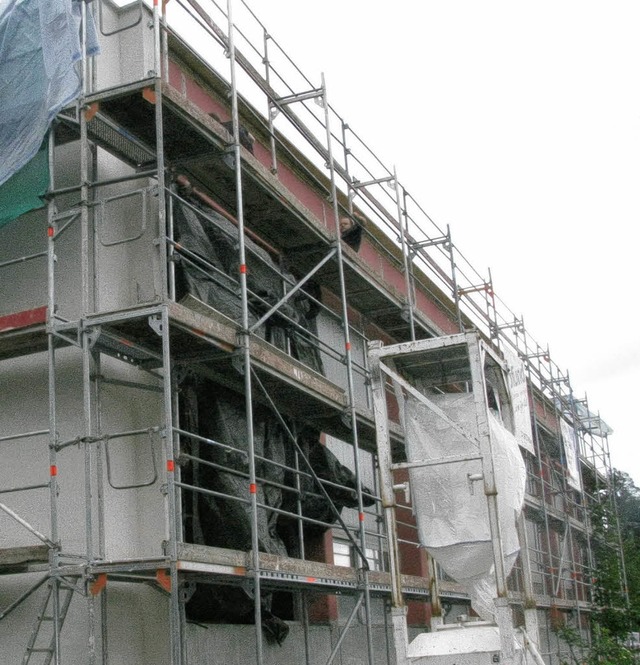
[260,1,640,484]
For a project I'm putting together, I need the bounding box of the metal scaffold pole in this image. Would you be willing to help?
[467,336,515,665]
[151,0,184,662]
[394,175,416,340]
[368,342,409,664]
[78,4,100,660]
[46,115,63,665]
[320,73,376,665]
[227,2,264,663]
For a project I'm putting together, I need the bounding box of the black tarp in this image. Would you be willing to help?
[173,193,373,642]
[173,195,323,374]
[179,377,372,643]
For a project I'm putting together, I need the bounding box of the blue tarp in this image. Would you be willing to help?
[0,0,99,188]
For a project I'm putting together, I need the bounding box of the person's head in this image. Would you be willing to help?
[339,216,354,235]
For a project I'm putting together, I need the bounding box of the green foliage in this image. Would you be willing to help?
[559,469,640,663]
[589,489,630,637]
[556,625,635,665]
[611,471,640,630]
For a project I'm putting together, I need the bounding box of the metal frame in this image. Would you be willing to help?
[368,332,519,664]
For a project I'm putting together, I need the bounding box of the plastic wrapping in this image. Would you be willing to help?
[0,0,99,186]
[180,382,290,643]
[174,193,371,639]
[174,197,323,373]
[179,378,368,637]
[405,392,526,620]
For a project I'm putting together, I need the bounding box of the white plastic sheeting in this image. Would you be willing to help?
[560,418,582,491]
[503,348,535,454]
[0,0,99,186]
[405,392,526,620]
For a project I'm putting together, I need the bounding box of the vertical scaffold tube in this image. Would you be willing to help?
[151,1,183,663]
[467,335,514,664]
[321,73,375,665]
[46,120,63,665]
[394,174,416,341]
[227,2,264,663]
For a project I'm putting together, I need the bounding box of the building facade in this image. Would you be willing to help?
[0,1,625,664]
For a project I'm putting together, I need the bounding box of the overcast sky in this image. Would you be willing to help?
[255,1,640,484]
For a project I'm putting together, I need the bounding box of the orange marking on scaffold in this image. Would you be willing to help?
[306,577,317,583]
[233,566,246,575]
[156,569,171,592]
[358,512,365,522]
[90,573,107,596]
[249,483,257,494]
[143,87,157,104]
[345,342,351,351]
[47,226,55,237]
[239,264,247,274]
[50,465,58,477]
[167,459,175,472]
[84,102,99,121]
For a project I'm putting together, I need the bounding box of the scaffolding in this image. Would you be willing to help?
[0,1,627,664]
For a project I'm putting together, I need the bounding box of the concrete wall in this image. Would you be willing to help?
[187,620,398,665]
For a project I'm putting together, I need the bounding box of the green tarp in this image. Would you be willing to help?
[0,142,49,228]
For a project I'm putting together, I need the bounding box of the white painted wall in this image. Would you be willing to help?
[0,343,169,663]
[187,621,399,665]
[95,1,155,90]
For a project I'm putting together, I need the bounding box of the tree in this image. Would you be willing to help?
[612,470,640,628]
[557,625,635,665]
[589,495,629,637]
[554,469,640,663]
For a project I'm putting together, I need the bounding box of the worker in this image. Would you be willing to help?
[208,112,255,154]
[339,210,366,251]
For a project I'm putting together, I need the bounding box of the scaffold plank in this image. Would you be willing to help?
[0,308,48,361]
[176,542,430,597]
[0,545,49,571]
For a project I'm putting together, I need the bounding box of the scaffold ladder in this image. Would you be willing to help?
[22,582,74,665]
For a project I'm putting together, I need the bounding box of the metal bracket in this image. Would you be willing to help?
[340,407,353,430]
[86,326,101,349]
[240,578,256,599]
[409,234,451,255]
[523,349,550,363]
[392,482,411,504]
[490,318,525,339]
[274,87,324,107]
[180,580,197,603]
[467,473,484,496]
[148,315,164,336]
[458,281,493,298]
[231,348,245,375]
[351,175,395,190]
